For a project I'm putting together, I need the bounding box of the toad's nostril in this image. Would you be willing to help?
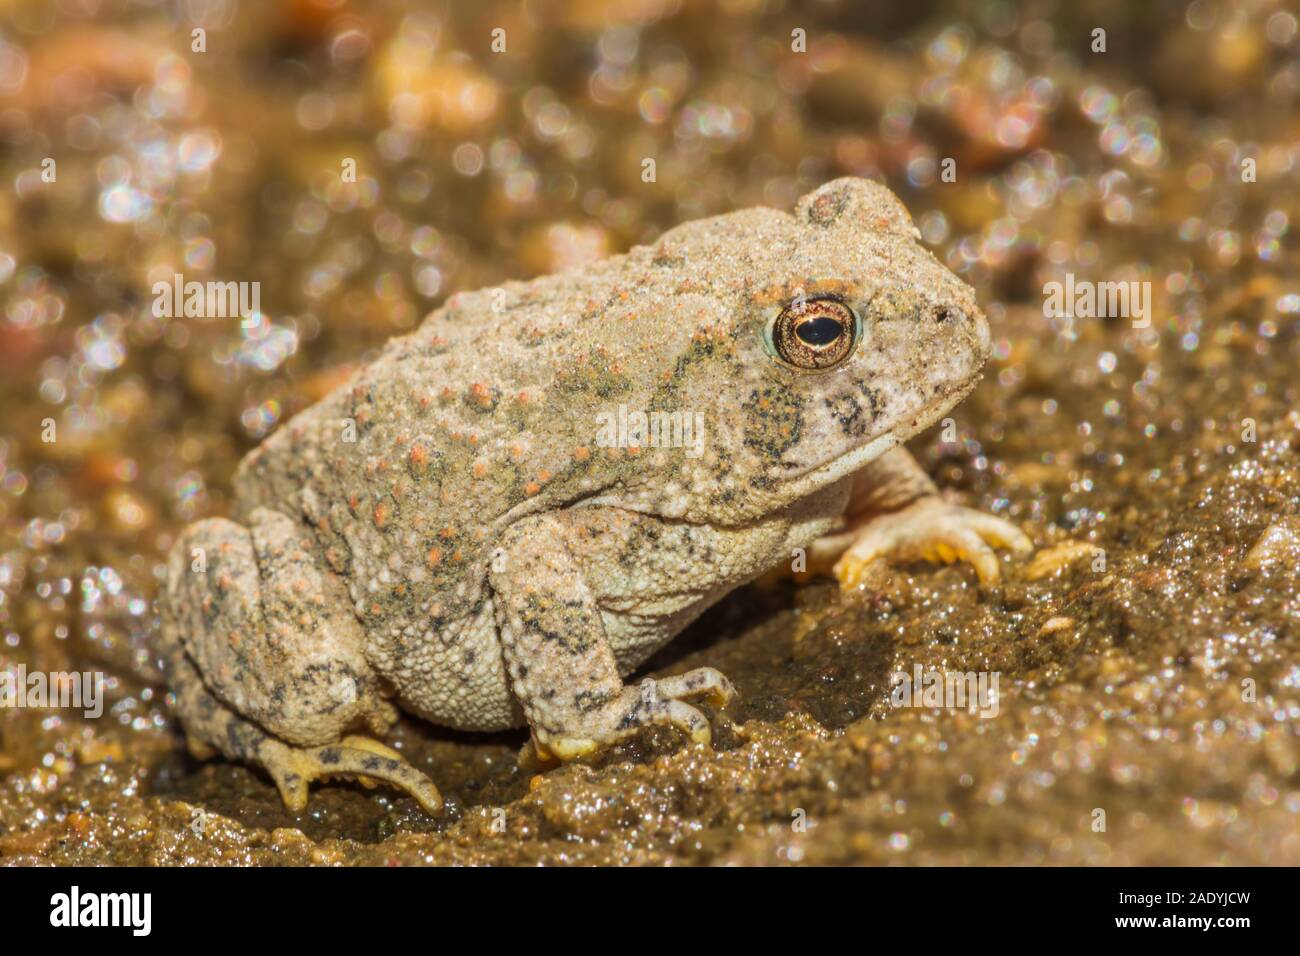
[934,307,957,323]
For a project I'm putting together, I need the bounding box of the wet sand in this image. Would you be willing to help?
[0,0,1296,865]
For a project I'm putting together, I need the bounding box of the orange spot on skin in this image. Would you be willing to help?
[410,444,429,469]
[473,460,489,478]
[514,391,531,405]
[439,526,456,539]
[510,444,525,460]
[468,382,493,406]
[524,481,541,496]
[536,469,552,483]
[373,501,390,528]
[427,548,443,567]
[451,549,463,562]
[573,445,590,462]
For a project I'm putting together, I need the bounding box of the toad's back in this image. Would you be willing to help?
[226,210,777,660]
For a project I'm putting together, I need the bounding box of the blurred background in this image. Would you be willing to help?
[0,0,1297,865]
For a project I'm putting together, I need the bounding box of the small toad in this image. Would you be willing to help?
[160,178,1031,813]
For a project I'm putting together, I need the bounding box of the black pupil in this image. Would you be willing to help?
[795,315,843,347]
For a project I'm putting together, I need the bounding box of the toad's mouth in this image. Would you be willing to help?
[780,430,901,498]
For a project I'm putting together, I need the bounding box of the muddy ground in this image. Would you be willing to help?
[0,0,1296,865]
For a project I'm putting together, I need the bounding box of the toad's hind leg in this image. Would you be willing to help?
[159,507,442,814]
[160,634,442,814]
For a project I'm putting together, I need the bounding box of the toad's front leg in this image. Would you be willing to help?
[813,446,1032,587]
[489,513,735,763]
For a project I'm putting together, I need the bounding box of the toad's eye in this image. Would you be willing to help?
[772,297,858,370]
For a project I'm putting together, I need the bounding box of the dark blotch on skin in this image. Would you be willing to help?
[227,721,259,760]
[741,385,805,458]
[574,690,612,714]
[825,391,871,438]
[805,186,851,226]
[860,384,884,416]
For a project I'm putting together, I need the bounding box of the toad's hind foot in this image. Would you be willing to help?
[160,616,443,815]
[833,496,1032,588]
[262,735,443,816]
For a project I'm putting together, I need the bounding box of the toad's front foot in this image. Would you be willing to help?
[834,496,1032,588]
[531,667,737,762]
